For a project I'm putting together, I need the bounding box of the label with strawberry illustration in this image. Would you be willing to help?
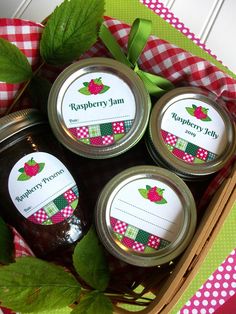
[110,178,184,254]
[161,99,227,164]
[8,152,79,225]
[62,72,136,147]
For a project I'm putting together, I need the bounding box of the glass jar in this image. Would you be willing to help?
[48,57,151,159]
[95,165,197,267]
[147,87,236,180]
[0,109,89,260]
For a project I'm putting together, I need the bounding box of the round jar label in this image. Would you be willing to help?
[109,178,184,254]
[8,152,79,225]
[160,99,227,164]
[62,72,136,147]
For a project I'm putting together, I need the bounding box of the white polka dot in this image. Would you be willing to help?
[213,291,219,297]
[229,290,235,296]
[224,274,230,280]
[218,266,224,272]
[206,283,212,289]
[192,309,198,314]
[216,274,222,280]
[219,299,225,305]
[228,257,234,263]
[211,299,217,306]
[204,291,210,297]
[194,300,199,306]
[221,290,227,297]
[186,301,191,307]
[231,282,236,288]
[151,0,156,3]
[172,18,177,23]
[200,309,207,314]
[150,4,155,8]
[214,282,220,288]
[209,309,215,314]
[196,291,202,297]
[202,300,208,306]
[226,265,232,271]
[183,309,189,314]
[209,275,214,281]
[223,282,229,288]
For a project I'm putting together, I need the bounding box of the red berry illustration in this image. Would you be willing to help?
[147,187,163,202]
[88,78,104,95]
[24,158,40,177]
[193,106,208,120]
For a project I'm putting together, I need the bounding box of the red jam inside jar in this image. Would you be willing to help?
[0,109,90,260]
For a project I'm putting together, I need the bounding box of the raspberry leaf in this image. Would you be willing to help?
[138,188,148,199]
[0,217,14,265]
[192,104,197,109]
[38,163,45,173]
[71,291,113,314]
[186,107,195,116]
[17,173,31,181]
[146,185,151,190]
[78,87,91,95]
[40,0,104,65]
[72,226,110,291]
[0,38,32,83]
[0,257,81,312]
[83,82,89,87]
[18,167,25,173]
[99,85,110,94]
[201,116,212,122]
[155,198,167,205]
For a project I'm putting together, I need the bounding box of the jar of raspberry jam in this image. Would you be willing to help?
[0,109,89,260]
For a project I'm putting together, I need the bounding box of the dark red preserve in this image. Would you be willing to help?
[0,109,89,259]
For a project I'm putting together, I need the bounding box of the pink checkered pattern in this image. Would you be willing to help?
[197,148,208,160]
[132,241,145,252]
[165,133,177,146]
[76,126,89,139]
[102,135,114,145]
[61,206,74,218]
[148,235,161,249]
[12,228,34,258]
[33,208,48,224]
[64,189,77,203]
[113,220,128,235]
[112,122,125,134]
[183,153,195,163]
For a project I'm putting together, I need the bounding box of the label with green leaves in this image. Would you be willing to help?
[61,72,136,147]
[161,98,227,157]
[110,178,184,254]
[8,152,78,225]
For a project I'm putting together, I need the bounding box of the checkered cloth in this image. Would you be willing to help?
[0,17,235,313]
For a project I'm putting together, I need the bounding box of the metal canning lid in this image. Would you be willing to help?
[0,109,46,144]
[48,57,151,159]
[95,165,197,267]
[148,87,236,179]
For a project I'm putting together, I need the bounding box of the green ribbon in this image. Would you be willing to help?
[99,18,174,97]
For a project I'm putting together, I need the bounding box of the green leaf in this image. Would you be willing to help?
[201,116,212,122]
[18,167,25,173]
[17,173,31,181]
[38,163,45,173]
[78,86,91,95]
[146,185,151,190]
[72,226,110,291]
[99,85,110,94]
[192,104,197,109]
[0,257,81,313]
[0,38,32,83]
[0,217,14,265]
[83,82,89,87]
[156,188,164,196]
[186,107,195,116]
[71,291,113,314]
[138,189,148,199]
[155,198,167,205]
[40,0,104,65]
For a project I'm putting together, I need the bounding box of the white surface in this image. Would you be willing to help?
[0,0,235,74]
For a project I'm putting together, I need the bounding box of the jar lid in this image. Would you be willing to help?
[95,166,196,267]
[48,57,151,159]
[0,109,46,143]
[148,87,236,179]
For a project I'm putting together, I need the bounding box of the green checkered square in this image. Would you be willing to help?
[144,246,157,254]
[124,120,133,133]
[194,157,205,164]
[114,134,125,142]
[89,125,101,138]
[44,202,59,217]
[207,152,217,161]
[53,195,68,210]
[175,138,188,151]
[100,123,113,136]
[42,219,53,225]
[185,143,198,156]
[79,138,90,144]
[125,225,139,239]
[159,239,170,249]
[135,230,149,245]
[114,233,123,241]
[166,144,174,152]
